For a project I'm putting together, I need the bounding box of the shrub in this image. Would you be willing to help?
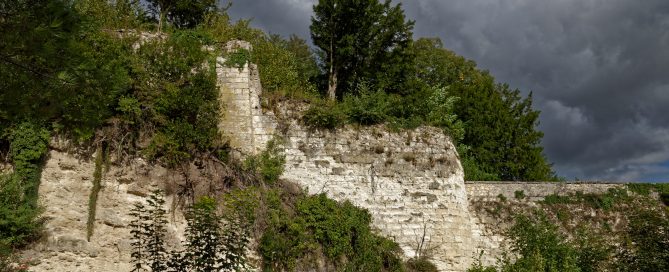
[616,206,669,271]
[514,190,525,200]
[130,192,251,271]
[503,212,580,272]
[0,122,48,253]
[302,102,344,130]
[407,257,439,272]
[0,175,43,251]
[130,190,168,271]
[627,183,654,196]
[134,34,221,167]
[260,193,405,271]
[244,139,285,185]
[224,48,250,69]
[340,83,390,125]
[8,122,49,205]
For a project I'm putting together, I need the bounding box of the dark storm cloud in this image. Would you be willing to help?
[227,0,313,38]
[226,0,669,181]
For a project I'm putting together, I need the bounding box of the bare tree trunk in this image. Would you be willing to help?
[158,9,165,33]
[327,36,337,101]
[328,70,337,101]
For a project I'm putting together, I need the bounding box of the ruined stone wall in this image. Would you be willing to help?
[465,182,624,267]
[217,41,276,156]
[218,41,476,272]
[281,123,474,271]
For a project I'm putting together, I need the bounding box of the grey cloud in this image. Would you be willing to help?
[226,0,669,181]
[228,0,314,38]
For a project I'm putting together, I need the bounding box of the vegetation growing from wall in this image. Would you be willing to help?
[469,184,669,272]
[130,191,251,271]
[86,145,106,241]
[258,190,421,271]
[243,138,286,185]
[0,123,49,265]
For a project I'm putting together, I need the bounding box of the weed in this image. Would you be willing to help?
[224,48,250,70]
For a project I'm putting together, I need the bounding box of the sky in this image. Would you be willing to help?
[226,0,669,182]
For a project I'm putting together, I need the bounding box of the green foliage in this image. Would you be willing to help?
[259,192,406,271]
[145,0,217,31]
[86,145,106,241]
[130,190,169,271]
[467,256,497,272]
[168,0,217,29]
[244,139,286,185]
[130,192,250,271]
[73,0,146,29]
[0,122,48,255]
[311,0,415,98]
[458,145,500,181]
[259,199,313,271]
[627,183,669,205]
[0,175,43,252]
[302,102,345,130]
[515,190,526,200]
[255,34,318,98]
[340,83,391,125]
[302,84,464,141]
[616,206,669,271]
[413,38,554,181]
[503,212,581,272]
[541,188,629,211]
[573,228,611,272]
[0,0,132,140]
[220,22,318,99]
[8,123,50,204]
[133,32,221,166]
[224,48,251,69]
[470,186,669,272]
[426,86,465,141]
[406,257,439,272]
[627,183,654,196]
[283,34,321,86]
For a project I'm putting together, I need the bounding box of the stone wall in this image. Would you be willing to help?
[218,41,475,271]
[465,182,624,267]
[217,40,277,156]
[281,123,474,271]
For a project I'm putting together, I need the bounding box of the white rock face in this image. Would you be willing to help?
[25,150,187,272]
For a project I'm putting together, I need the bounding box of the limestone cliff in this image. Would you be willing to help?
[24,149,187,271]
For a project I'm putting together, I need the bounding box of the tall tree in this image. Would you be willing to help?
[146,0,216,31]
[310,0,414,100]
[413,38,555,181]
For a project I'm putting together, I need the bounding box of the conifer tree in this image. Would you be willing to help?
[310,0,414,100]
